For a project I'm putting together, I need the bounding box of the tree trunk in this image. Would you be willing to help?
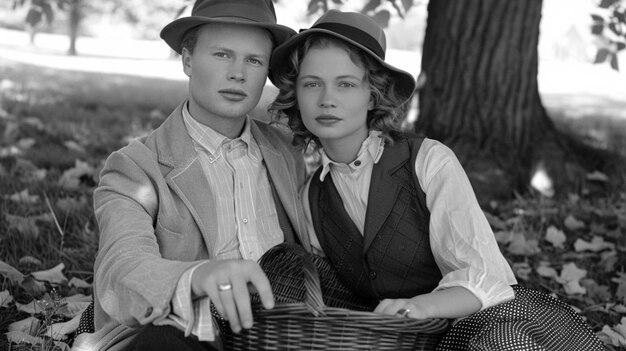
[417,0,576,201]
[67,0,80,56]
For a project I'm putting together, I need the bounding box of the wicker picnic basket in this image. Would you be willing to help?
[216,243,450,350]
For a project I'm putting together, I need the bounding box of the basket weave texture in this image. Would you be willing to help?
[217,243,449,350]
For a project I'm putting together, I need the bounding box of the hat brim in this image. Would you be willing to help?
[269,28,416,104]
[161,17,296,55]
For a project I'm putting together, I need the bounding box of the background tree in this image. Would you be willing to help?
[11,0,186,56]
[13,0,54,44]
[591,0,626,71]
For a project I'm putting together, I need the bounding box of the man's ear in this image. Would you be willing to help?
[182,48,192,77]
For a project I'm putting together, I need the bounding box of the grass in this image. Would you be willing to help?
[1,57,626,350]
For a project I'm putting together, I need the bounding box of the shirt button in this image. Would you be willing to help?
[242,218,248,223]
[354,160,362,166]
[144,307,153,318]
[368,271,377,279]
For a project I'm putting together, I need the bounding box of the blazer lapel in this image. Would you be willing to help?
[362,140,410,252]
[154,104,219,252]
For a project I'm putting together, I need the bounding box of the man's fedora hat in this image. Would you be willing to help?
[270,9,416,104]
[161,0,296,55]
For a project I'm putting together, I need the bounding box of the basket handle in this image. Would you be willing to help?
[262,243,327,317]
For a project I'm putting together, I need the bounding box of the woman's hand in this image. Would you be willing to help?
[374,298,432,319]
[374,286,482,320]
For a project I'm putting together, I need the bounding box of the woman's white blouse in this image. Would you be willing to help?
[301,135,517,310]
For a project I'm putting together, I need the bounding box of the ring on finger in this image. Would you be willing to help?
[217,282,233,291]
[396,308,411,318]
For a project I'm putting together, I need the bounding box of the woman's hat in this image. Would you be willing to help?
[270,9,416,104]
[160,0,297,55]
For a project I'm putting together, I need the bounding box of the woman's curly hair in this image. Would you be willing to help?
[269,34,411,150]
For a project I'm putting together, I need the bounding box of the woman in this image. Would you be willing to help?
[268,9,604,350]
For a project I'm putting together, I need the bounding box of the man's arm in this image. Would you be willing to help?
[93,147,202,327]
[94,144,274,334]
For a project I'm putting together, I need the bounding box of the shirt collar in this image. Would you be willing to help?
[318,130,385,181]
[182,101,259,162]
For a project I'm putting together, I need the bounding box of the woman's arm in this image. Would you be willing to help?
[375,286,481,319]
[377,139,516,320]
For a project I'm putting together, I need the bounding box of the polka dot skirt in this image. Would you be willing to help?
[435,285,605,351]
[76,299,95,335]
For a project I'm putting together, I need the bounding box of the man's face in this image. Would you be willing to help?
[183,23,273,131]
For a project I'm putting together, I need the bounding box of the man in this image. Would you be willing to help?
[72,1,309,350]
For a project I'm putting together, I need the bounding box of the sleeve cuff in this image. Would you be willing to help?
[155,262,216,341]
[434,275,515,311]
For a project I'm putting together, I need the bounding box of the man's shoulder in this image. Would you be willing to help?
[251,119,294,146]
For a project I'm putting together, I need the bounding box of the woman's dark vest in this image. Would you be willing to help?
[308,135,442,300]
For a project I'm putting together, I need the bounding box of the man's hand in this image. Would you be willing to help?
[191,259,274,333]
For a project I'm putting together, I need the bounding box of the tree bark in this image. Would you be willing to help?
[67,0,80,56]
[417,0,572,200]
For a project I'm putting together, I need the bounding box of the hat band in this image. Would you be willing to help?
[312,22,385,60]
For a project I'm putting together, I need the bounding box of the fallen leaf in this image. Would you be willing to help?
[589,222,607,235]
[56,196,88,214]
[23,116,45,130]
[484,212,507,230]
[507,234,541,256]
[31,263,68,285]
[0,260,25,285]
[65,294,92,303]
[58,160,94,190]
[564,214,585,231]
[21,276,47,297]
[19,256,43,268]
[599,250,618,272]
[587,171,609,182]
[574,236,615,252]
[545,226,566,249]
[7,189,40,204]
[16,300,44,315]
[536,263,558,279]
[599,317,626,347]
[0,145,21,157]
[68,277,92,289]
[612,304,626,314]
[530,166,554,197]
[8,316,41,336]
[612,273,626,304]
[12,158,40,179]
[3,119,19,141]
[556,262,587,295]
[59,300,90,318]
[64,140,85,153]
[512,262,532,281]
[16,138,36,150]
[32,212,54,223]
[47,313,81,340]
[494,230,514,245]
[1,290,14,307]
[567,193,580,204]
[5,214,39,240]
[581,278,612,302]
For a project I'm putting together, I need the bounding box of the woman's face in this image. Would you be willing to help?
[296,45,372,148]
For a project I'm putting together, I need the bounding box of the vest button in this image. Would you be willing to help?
[368,271,377,279]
